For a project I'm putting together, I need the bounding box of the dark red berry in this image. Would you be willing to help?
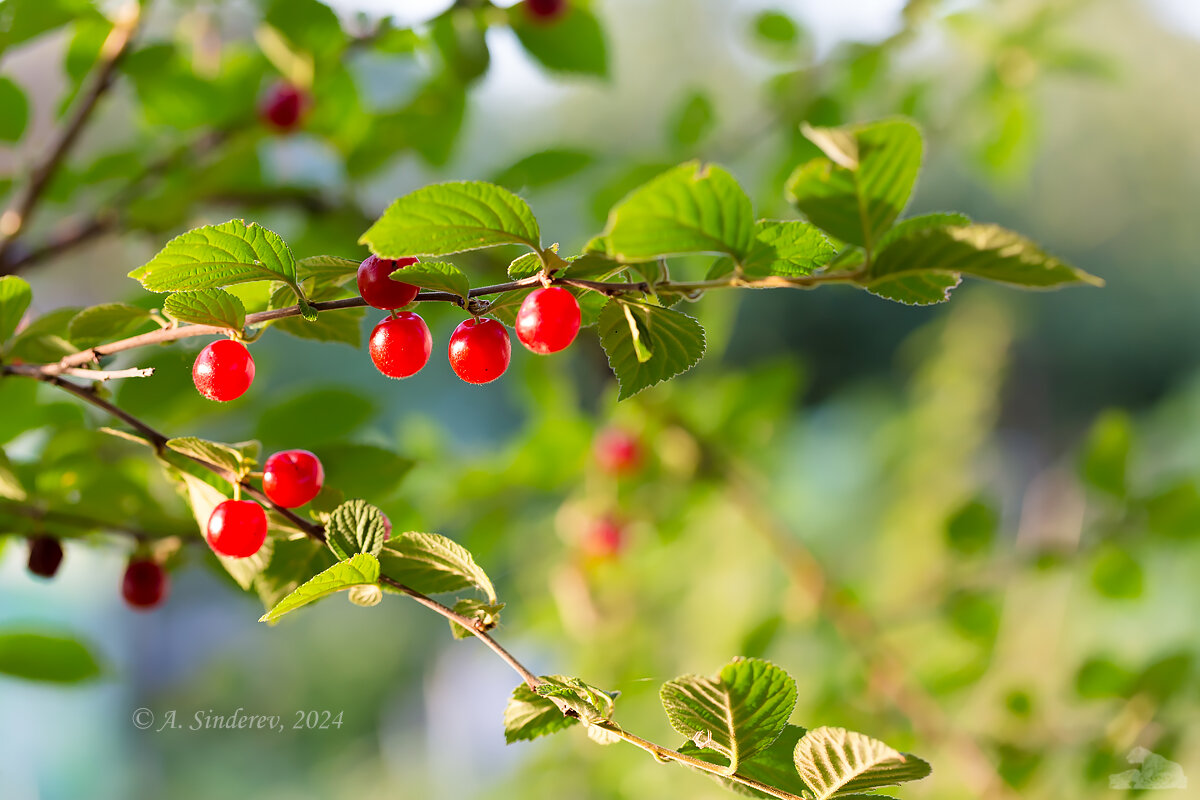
[193,339,255,402]
[357,255,420,310]
[27,536,64,578]
[515,287,581,355]
[206,500,268,559]
[448,318,511,384]
[259,81,311,132]
[595,428,642,476]
[526,0,567,21]
[369,313,432,378]
[122,559,168,609]
[263,450,324,508]
[584,515,624,558]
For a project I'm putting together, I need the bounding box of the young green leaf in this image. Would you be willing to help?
[326,499,389,560]
[296,255,361,285]
[535,675,617,724]
[165,436,248,475]
[602,161,755,262]
[391,261,470,302]
[598,300,706,400]
[0,630,102,684]
[786,119,923,251]
[660,658,797,774]
[378,531,497,603]
[510,5,608,77]
[792,727,932,798]
[163,288,246,331]
[449,598,505,639]
[360,181,541,257]
[254,536,337,611]
[129,220,301,295]
[0,275,32,344]
[259,552,381,623]
[66,303,153,348]
[739,220,835,278]
[678,724,811,799]
[504,681,580,743]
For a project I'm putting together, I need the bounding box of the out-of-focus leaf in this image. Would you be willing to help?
[510,4,608,77]
[0,77,29,142]
[0,630,102,684]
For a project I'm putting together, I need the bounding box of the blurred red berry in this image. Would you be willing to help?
[259,81,311,132]
[526,0,567,22]
[27,536,64,578]
[122,559,169,609]
[584,515,624,558]
[595,428,642,476]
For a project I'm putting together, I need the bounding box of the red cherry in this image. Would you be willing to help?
[448,318,511,385]
[27,536,64,578]
[206,500,268,559]
[584,515,624,558]
[122,559,169,609]
[595,428,642,476]
[263,450,324,508]
[193,339,255,402]
[259,81,311,132]
[526,0,567,21]
[515,287,581,355]
[357,255,420,310]
[369,313,432,378]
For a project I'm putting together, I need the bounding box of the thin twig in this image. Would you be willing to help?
[0,500,192,543]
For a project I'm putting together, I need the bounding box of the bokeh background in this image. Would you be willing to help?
[2,0,1199,798]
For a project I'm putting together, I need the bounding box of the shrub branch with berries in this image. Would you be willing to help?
[0,118,1099,799]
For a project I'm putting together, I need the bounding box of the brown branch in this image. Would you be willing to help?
[0,3,143,264]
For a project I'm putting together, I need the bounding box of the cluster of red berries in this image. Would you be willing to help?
[360,255,582,385]
[207,449,324,559]
[26,535,171,611]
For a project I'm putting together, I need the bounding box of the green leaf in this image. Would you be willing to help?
[274,305,365,347]
[254,536,337,611]
[792,726,932,798]
[1080,410,1132,497]
[378,531,497,603]
[0,0,97,54]
[391,261,470,302]
[944,497,998,556]
[0,448,27,501]
[598,300,706,400]
[0,630,102,683]
[163,289,246,331]
[296,255,361,285]
[259,553,381,623]
[669,90,716,149]
[360,181,540,258]
[504,681,580,743]
[0,77,29,142]
[510,4,608,77]
[602,161,755,262]
[263,0,344,61]
[449,598,505,639]
[507,251,545,280]
[678,724,811,799]
[129,220,301,296]
[0,275,32,344]
[739,220,835,278]
[1090,543,1143,599]
[66,303,153,348]
[326,499,389,560]
[165,436,247,475]
[7,307,78,362]
[874,212,970,252]
[866,224,1103,299]
[786,118,923,250]
[753,10,801,46]
[317,443,414,499]
[492,149,594,191]
[535,675,616,723]
[865,272,961,306]
[661,658,797,774]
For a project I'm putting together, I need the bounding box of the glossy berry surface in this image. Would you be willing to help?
[369,313,432,379]
[595,428,643,475]
[122,559,168,609]
[206,500,268,559]
[357,255,420,310]
[263,450,325,508]
[193,339,255,402]
[448,318,511,384]
[259,81,310,132]
[515,287,581,355]
[526,0,567,21]
[584,515,624,558]
[27,536,64,578]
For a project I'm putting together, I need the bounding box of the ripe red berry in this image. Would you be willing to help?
[193,339,255,402]
[448,317,511,384]
[206,499,268,559]
[584,515,624,558]
[357,255,420,310]
[27,536,64,578]
[369,313,432,379]
[263,450,325,508]
[515,287,581,355]
[259,81,311,132]
[122,559,169,609]
[526,0,567,22]
[595,428,643,476]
